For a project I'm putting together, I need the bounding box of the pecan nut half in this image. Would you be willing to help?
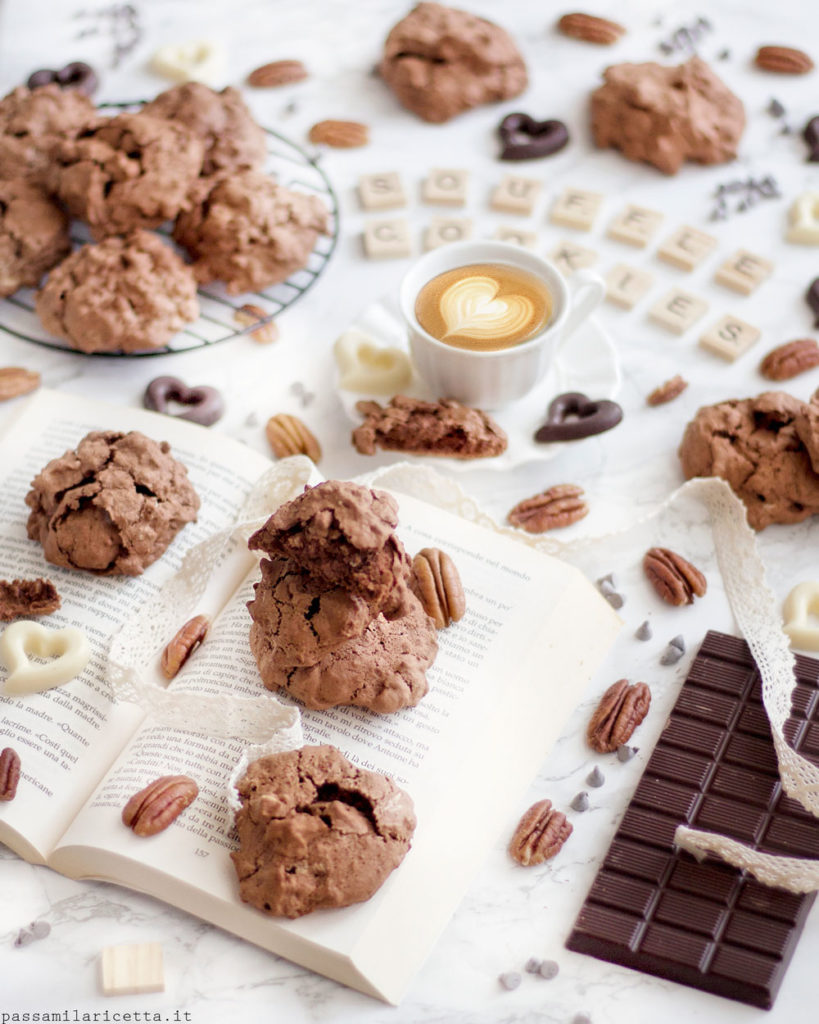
[587,679,651,753]
[754,45,814,74]
[644,547,707,605]
[233,303,279,344]
[160,614,210,680]
[509,799,573,865]
[412,547,466,628]
[308,119,369,148]
[247,59,308,88]
[0,747,21,801]
[557,12,625,45]
[508,484,588,533]
[759,339,819,380]
[0,367,40,402]
[122,775,199,836]
[265,413,322,462]
[647,375,688,406]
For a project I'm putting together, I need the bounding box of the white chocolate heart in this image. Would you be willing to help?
[783,581,819,650]
[786,192,819,245]
[438,276,535,342]
[334,329,413,394]
[150,40,227,86]
[0,621,91,695]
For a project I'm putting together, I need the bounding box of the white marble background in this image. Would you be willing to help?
[2,0,819,1020]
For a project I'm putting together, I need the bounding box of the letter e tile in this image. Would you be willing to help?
[605,264,653,309]
[714,249,774,295]
[425,217,473,250]
[699,314,761,361]
[549,188,602,231]
[358,172,406,210]
[495,225,537,248]
[606,205,664,247]
[101,942,164,996]
[490,174,542,215]
[648,288,709,334]
[549,240,598,275]
[657,226,718,270]
[422,168,469,206]
[363,218,411,259]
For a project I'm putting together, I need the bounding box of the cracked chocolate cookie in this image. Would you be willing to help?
[36,231,199,353]
[52,111,205,238]
[678,391,819,529]
[591,57,745,174]
[0,83,98,185]
[0,178,70,297]
[143,82,267,177]
[25,429,200,575]
[173,169,330,294]
[231,745,416,918]
[379,2,528,123]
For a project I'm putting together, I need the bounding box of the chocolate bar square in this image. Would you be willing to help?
[566,630,819,1010]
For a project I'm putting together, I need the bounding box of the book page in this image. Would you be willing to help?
[0,388,273,860]
[51,484,621,1002]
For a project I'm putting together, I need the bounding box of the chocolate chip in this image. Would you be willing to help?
[603,591,625,610]
[525,957,542,973]
[13,928,33,947]
[597,573,617,589]
[669,634,685,652]
[661,637,686,665]
[571,791,589,812]
[616,744,638,762]
[538,959,559,979]
[635,620,652,641]
[144,376,225,427]
[498,113,570,161]
[767,97,786,118]
[499,971,522,990]
[29,921,50,940]
[717,48,731,60]
[586,766,605,788]
[534,392,623,443]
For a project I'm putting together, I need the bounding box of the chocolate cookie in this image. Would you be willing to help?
[143,82,267,177]
[26,430,200,575]
[249,481,412,613]
[231,745,416,918]
[173,169,330,294]
[678,391,819,529]
[36,231,199,353]
[0,178,70,297]
[249,570,436,712]
[379,2,528,123]
[591,57,745,174]
[0,84,98,185]
[353,395,508,459]
[52,111,204,238]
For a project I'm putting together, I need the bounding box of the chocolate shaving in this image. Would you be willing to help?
[0,579,61,620]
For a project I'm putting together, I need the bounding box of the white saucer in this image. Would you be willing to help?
[337,295,621,472]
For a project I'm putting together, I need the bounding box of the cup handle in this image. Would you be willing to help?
[556,269,606,356]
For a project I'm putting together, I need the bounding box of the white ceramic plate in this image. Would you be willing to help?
[336,294,622,471]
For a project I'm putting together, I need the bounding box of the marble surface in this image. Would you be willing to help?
[3,0,819,1020]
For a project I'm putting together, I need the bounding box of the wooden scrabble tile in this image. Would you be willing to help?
[605,264,654,309]
[657,226,718,270]
[490,174,541,215]
[101,943,164,996]
[422,168,469,206]
[648,288,709,334]
[424,216,473,250]
[549,240,598,274]
[358,172,406,211]
[494,225,537,248]
[714,249,774,295]
[699,314,761,361]
[786,192,819,244]
[606,205,664,247]
[549,188,603,231]
[363,218,411,259]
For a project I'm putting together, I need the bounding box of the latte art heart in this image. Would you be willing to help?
[439,276,535,342]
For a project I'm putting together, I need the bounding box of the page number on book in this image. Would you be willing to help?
[194,848,210,858]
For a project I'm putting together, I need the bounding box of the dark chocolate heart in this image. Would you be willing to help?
[534,391,623,443]
[26,61,98,96]
[804,115,819,162]
[143,376,224,427]
[498,113,570,161]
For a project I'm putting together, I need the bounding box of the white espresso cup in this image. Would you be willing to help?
[399,241,605,408]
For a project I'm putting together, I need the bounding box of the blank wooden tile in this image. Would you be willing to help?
[714,249,774,295]
[549,240,598,274]
[549,188,603,231]
[358,172,406,211]
[490,174,541,215]
[786,192,819,244]
[649,288,709,334]
[425,217,473,250]
[606,205,664,247]
[101,943,164,996]
[363,218,411,259]
[494,225,537,248]
[658,226,718,270]
[422,168,468,206]
[699,314,761,361]
[605,264,654,309]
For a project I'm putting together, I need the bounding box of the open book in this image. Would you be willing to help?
[0,388,621,1004]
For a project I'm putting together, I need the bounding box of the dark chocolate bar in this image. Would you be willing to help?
[566,630,819,1010]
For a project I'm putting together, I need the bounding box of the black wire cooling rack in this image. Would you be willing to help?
[0,121,339,358]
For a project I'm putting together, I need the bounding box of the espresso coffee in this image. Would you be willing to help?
[415,262,553,352]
